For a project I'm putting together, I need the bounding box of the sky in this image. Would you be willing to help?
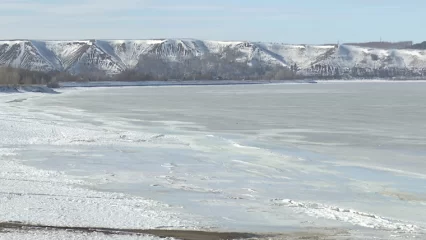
[0,0,425,44]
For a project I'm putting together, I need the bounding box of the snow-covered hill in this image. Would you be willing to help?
[1,39,426,77]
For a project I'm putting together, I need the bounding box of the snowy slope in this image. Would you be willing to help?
[44,40,125,74]
[259,43,336,68]
[99,40,162,68]
[1,39,426,76]
[327,45,426,69]
[0,41,58,72]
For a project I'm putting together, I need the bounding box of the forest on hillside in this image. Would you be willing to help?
[72,47,299,82]
[2,43,426,86]
[0,48,300,85]
[0,67,56,86]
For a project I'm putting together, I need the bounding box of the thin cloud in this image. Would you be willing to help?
[0,1,302,16]
[0,0,150,16]
[0,0,309,40]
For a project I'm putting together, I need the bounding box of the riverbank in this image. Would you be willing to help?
[0,85,58,93]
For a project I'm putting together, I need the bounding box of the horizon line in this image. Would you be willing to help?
[0,38,420,45]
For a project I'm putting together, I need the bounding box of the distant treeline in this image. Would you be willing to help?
[410,41,426,50]
[5,42,426,85]
[0,67,86,87]
[3,39,426,86]
[344,41,413,49]
[75,47,300,82]
[0,67,55,86]
[304,63,426,80]
[345,40,426,50]
[0,47,301,85]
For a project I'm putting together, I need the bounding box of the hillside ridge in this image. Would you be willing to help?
[1,39,426,79]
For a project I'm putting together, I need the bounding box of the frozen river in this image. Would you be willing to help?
[1,82,426,239]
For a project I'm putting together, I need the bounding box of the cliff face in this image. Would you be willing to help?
[1,39,426,79]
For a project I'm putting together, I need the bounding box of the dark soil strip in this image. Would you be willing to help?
[0,222,263,240]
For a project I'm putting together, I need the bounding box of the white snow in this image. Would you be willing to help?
[0,40,28,45]
[0,229,175,240]
[44,41,125,74]
[271,199,421,232]
[0,146,200,230]
[0,92,203,237]
[1,39,426,75]
[1,83,426,239]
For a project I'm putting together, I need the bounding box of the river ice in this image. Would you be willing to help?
[1,82,425,239]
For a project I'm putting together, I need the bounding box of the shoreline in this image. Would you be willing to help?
[57,79,426,88]
[2,79,426,94]
[0,222,347,240]
[58,79,318,88]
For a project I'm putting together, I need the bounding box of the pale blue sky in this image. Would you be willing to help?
[1,0,424,43]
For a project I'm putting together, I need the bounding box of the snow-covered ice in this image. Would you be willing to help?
[1,82,426,239]
[0,229,176,240]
